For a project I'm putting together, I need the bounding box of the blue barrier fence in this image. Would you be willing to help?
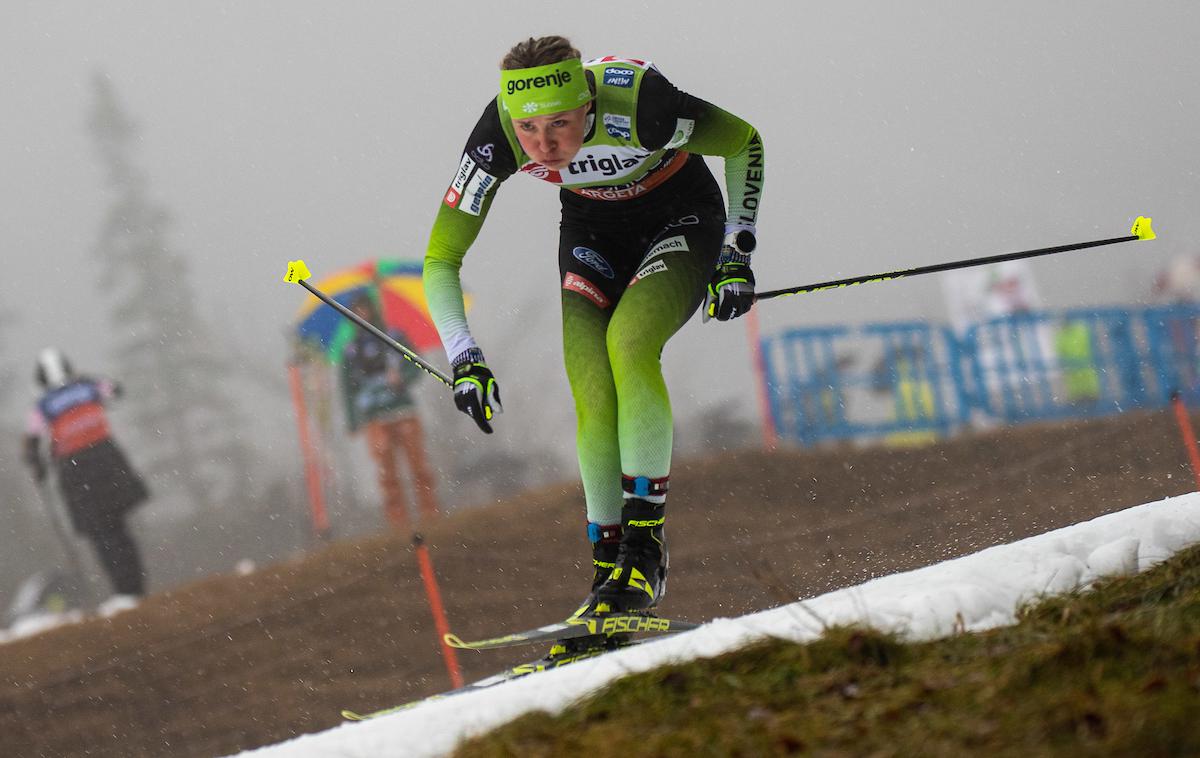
[761,304,1200,446]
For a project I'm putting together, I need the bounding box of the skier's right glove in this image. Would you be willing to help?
[452,348,502,434]
[703,227,757,322]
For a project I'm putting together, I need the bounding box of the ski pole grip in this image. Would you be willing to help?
[283,260,312,283]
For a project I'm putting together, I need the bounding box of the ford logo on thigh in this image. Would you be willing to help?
[573,247,615,279]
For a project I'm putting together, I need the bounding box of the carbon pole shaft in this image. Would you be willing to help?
[756,234,1140,301]
[295,278,453,388]
[36,483,94,607]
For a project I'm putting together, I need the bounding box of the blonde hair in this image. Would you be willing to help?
[500,36,581,70]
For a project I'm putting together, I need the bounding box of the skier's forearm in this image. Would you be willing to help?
[720,128,764,230]
[424,258,478,364]
[424,203,489,363]
[682,104,764,229]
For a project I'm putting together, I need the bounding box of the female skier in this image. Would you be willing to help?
[424,35,764,624]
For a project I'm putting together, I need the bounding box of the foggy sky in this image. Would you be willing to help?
[3,1,1198,469]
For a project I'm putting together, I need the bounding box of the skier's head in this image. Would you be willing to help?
[500,36,592,170]
[35,347,73,389]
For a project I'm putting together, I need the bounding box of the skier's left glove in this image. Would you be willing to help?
[703,227,757,322]
[452,348,502,434]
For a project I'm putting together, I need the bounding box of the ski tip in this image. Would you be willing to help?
[1131,216,1156,241]
[341,710,366,721]
[284,259,312,283]
[443,632,467,648]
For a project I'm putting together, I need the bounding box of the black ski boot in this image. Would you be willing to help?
[548,524,624,659]
[594,498,668,614]
[568,523,622,621]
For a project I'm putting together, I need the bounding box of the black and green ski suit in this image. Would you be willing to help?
[424,56,764,527]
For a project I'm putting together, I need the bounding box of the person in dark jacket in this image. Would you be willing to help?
[340,295,438,529]
[23,348,148,601]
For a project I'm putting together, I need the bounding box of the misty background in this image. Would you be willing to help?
[1,2,1197,608]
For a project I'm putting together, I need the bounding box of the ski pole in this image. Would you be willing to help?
[35,481,94,607]
[283,260,453,388]
[756,216,1156,301]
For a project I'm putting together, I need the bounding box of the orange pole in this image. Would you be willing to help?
[288,362,331,539]
[745,308,778,450]
[1171,393,1200,490]
[413,534,464,688]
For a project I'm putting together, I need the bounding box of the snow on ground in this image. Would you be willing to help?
[0,593,142,645]
[231,492,1200,758]
[0,609,87,643]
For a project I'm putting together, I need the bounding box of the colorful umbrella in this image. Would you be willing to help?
[294,259,453,362]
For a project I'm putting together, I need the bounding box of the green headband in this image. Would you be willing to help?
[499,58,591,118]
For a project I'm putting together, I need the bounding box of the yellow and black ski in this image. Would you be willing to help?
[341,614,702,720]
[342,638,638,720]
[443,612,699,651]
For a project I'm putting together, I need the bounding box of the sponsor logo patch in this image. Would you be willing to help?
[653,214,701,238]
[629,259,668,286]
[452,155,474,192]
[602,113,633,141]
[566,150,689,202]
[575,184,648,201]
[521,163,563,183]
[562,272,610,308]
[444,154,477,208]
[665,118,695,149]
[471,143,495,166]
[505,68,573,95]
[462,169,496,216]
[602,67,635,88]
[645,235,689,258]
[666,214,700,228]
[572,247,615,279]
[565,149,649,178]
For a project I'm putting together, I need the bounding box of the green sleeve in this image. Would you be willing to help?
[681,104,764,229]
[423,192,500,364]
[423,97,518,365]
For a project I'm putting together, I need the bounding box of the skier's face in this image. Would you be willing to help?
[512,104,589,169]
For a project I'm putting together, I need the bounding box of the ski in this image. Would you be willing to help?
[340,614,701,721]
[443,612,699,651]
[341,640,631,720]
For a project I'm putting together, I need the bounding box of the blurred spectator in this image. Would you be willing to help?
[340,295,438,529]
[872,343,938,446]
[1153,255,1200,393]
[22,348,148,605]
[1153,255,1200,303]
[1055,319,1101,404]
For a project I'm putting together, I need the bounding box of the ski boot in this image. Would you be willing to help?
[567,523,621,621]
[594,496,668,615]
[550,523,623,657]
